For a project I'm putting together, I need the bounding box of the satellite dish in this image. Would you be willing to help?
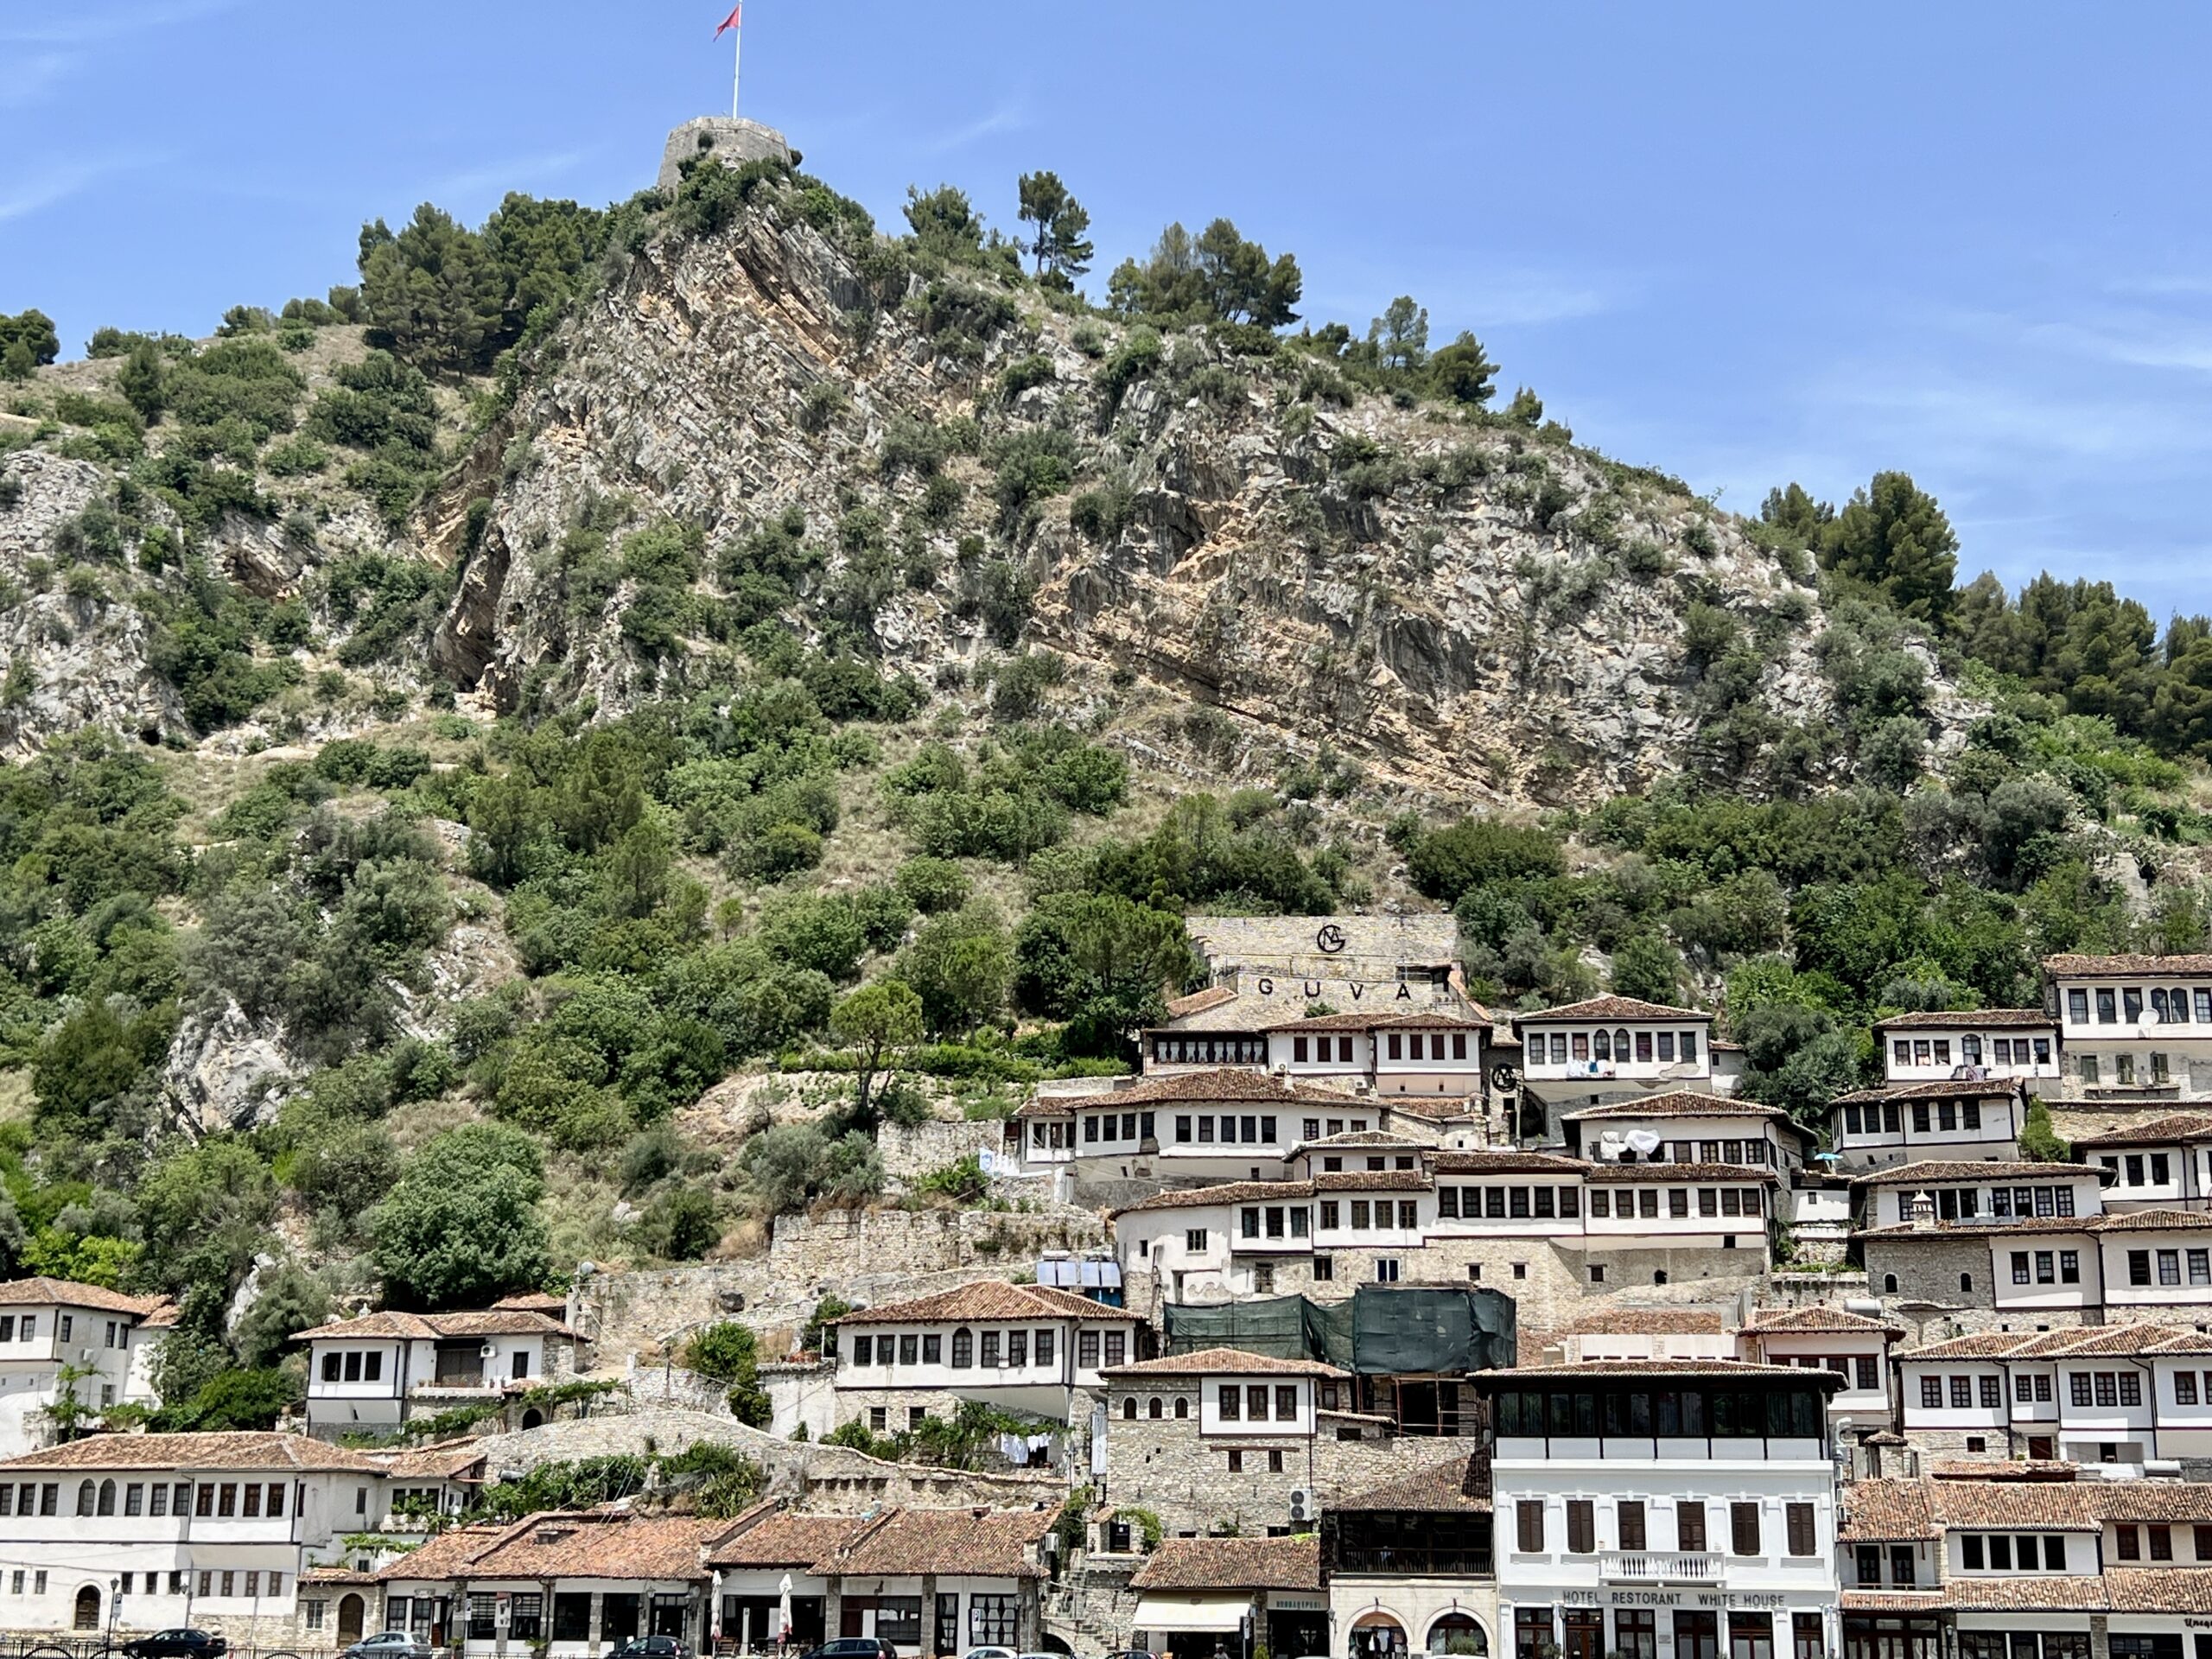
[1625,1129,1662,1155]
[1489,1065,1521,1092]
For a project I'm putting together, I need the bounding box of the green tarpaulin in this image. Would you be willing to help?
[1161,1287,1515,1373]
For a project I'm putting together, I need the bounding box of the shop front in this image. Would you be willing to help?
[1506,1589,1836,1659]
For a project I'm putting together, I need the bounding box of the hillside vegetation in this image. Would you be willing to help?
[0,147,2207,1429]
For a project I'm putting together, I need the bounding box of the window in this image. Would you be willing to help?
[869,1406,887,1432]
[1218,1383,1241,1421]
[1079,1330,1102,1368]
[2162,1250,2183,1286]
[2012,1251,2031,1285]
[852,1334,873,1365]
[1517,1499,1545,1553]
[1314,1255,1333,1281]
[1677,1502,1706,1552]
[899,1333,918,1366]
[2118,1525,2141,1561]
[1036,1329,1055,1365]
[1731,1502,1761,1556]
[2152,1526,2175,1561]
[1786,1503,1815,1557]
[951,1328,973,1368]
[2181,1372,2201,1405]
[1399,1200,1419,1229]
[1185,1228,1208,1253]
[1351,1201,1370,1230]
[2070,1372,2093,1407]
[2062,1250,2081,1283]
[1920,1375,1942,1410]
[2097,1373,2120,1408]
[1226,1449,1243,1472]
[2121,1372,2143,1406]
[980,1331,1000,1367]
[1949,1376,1972,1408]
[1979,1376,2001,1408]
[1567,1499,1595,1554]
[1376,1258,1402,1283]
[1856,1356,1878,1390]
[2132,1250,2153,1287]
[969,1596,1018,1649]
[1252,1263,1274,1294]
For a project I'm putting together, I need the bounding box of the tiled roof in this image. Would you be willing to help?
[1927,1459,2080,1480]
[1851,1160,2102,1186]
[0,1432,387,1473]
[1873,1009,2056,1031]
[1839,1481,1936,1541]
[1565,1093,1787,1122]
[1941,1576,2112,1611]
[379,1522,512,1582]
[811,1507,1053,1580]
[2088,1207,2212,1232]
[0,1278,163,1316]
[1840,1592,1949,1614]
[1583,1162,1780,1183]
[1129,1535,1320,1592]
[1113,1181,1316,1217]
[709,1508,872,1567]
[2092,1485,2212,1522]
[137,1300,179,1330]
[1262,1010,1488,1033]
[2108,1567,2212,1613]
[379,1440,488,1480]
[1431,1150,1590,1175]
[1542,1307,1728,1338]
[2074,1114,2212,1148]
[1892,1331,2044,1361]
[1477,1358,1843,1384]
[1332,1452,1490,1514]
[1313,1170,1429,1192]
[1832,1078,2028,1105]
[1166,987,1239,1020]
[1104,1069,1361,1109]
[490,1292,569,1315]
[1857,1219,2094,1242]
[1894,1325,2212,1363]
[834,1282,1126,1325]
[1847,1568,2212,1616]
[1742,1306,1902,1338]
[465,1511,727,1580]
[1102,1346,1347,1380]
[1926,1479,2099,1529]
[292,1309,574,1341]
[1516,996,1711,1025]
[1292,1130,1421,1149]
[2044,953,2212,976]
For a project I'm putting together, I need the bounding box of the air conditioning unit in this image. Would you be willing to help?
[1287,1489,1319,1524]
[479,1343,499,1359]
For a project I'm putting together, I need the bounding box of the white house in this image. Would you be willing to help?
[291,1306,580,1439]
[1261,1010,1491,1100]
[2045,952,2212,1103]
[1850,1161,2110,1231]
[1872,1011,2059,1088]
[1478,1358,1842,1659]
[0,1431,391,1643]
[1738,1307,1903,1428]
[1560,1093,1802,1170]
[1529,1307,1734,1365]
[830,1281,1138,1433]
[1827,1081,2031,1172]
[2073,1114,2212,1212]
[0,1278,167,1457]
[1007,1068,1363,1185]
[1511,997,1721,1119]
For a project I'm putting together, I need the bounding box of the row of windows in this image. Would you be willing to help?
[1318,1154,1417,1172]
[1292,1035,1357,1064]
[2113,1522,2212,1560]
[1438,1185,1582,1220]
[1923,1183,2076,1222]
[1517,1497,1814,1558]
[23,1570,289,1599]
[1216,1382,1301,1421]
[2129,1247,2212,1287]
[1240,1205,1309,1239]
[1514,1608,1821,1659]
[1300,1116,1372,1141]
[1170,1114,1274,1145]
[1891,1036,2051,1067]
[2067,986,2212,1026]
[1923,1374,2005,1409]
[844,1327,1113,1369]
[2103,1153,2178,1186]
[2081,1054,2175,1085]
[1493,1386,1825,1438]
[320,1350,385,1382]
[1840,1100,1989,1136]
[1319,1198,1421,1230]
[1085,1111,1157,1145]
[1782,1354,1882,1389]
[2010,1248,2083,1284]
[0,1478,290,1519]
[1592,1186,1767,1220]
[1958,1532,2068,1571]
[1528,1028,1702,1065]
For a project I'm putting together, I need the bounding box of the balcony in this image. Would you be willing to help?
[1602,1552,1723,1583]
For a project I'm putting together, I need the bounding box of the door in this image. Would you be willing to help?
[937,1595,960,1656]
[604,1594,642,1645]
[1675,1613,1719,1659]
[339,1594,366,1644]
[1563,1612,1603,1659]
[73,1586,99,1631]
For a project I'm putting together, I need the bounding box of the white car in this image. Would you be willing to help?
[963,1648,1017,1659]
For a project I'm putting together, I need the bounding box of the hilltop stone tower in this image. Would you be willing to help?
[657,117,794,193]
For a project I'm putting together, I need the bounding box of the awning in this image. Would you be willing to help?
[1133,1596,1252,1634]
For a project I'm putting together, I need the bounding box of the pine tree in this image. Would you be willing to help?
[1819,471,1958,624]
[1015,170,1094,288]
[1368,296,1429,371]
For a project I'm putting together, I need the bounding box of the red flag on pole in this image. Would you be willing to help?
[715,3,741,35]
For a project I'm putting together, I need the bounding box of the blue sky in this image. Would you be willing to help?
[7,1,2212,620]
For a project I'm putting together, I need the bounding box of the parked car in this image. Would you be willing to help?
[343,1635,431,1659]
[611,1639,691,1659]
[963,1647,1018,1659]
[123,1633,228,1659]
[800,1640,899,1659]
[1106,1649,1160,1659]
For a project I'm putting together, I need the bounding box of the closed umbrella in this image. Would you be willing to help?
[778,1574,793,1649]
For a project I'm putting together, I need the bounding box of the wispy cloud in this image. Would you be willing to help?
[425,149,591,201]
[0,0,246,47]
[0,51,77,108]
[0,157,144,224]
[921,99,1026,156]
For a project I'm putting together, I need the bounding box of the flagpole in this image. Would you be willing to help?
[732,19,741,118]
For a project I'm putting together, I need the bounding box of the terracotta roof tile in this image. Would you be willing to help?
[1313,1170,1429,1192]
[1840,1592,1949,1614]
[1129,1535,1320,1592]
[1478,1358,1842,1383]
[2074,1114,2212,1149]
[1431,1151,1591,1176]
[1166,987,1239,1020]
[1872,1010,2056,1031]
[466,1511,727,1580]
[1744,1306,1903,1338]
[379,1440,488,1480]
[1942,1577,2111,1610]
[490,1292,569,1315]
[1565,1093,1789,1122]
[2088,1207,2212,1232]
[834,1282,1127,1325]
[1851,1160,2102,1186]
[378,1522,512,1582]
[1926,1459,2081,1480]
[1516,997,1712,1025]
[1893,1332,2044,1361]
[2092,1485,2212,1522]
[1832,1078,2029,1105]
[1927,1480,2099,1529]
[2107,1567,2212,1612]
[1292,1130,1422,1149]
[0,1432,387,1474]
[292,1309,574,1341]
[1584,1162,1779,1183]
[2044,953,2212,976]
[1112,1181,1316,1217]
[1105,1069,1360,1109]
[709,1509,872,1567]
[1332,1452,1491,1514]
[811,1507,1053,1580]
[1840,1481,1937,1541]
[1103,1346,1348,1380]
[0,1278,163,1316]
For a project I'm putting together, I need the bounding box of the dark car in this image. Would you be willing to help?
[124,1632,228,1659]
[800,1640,899,1659]
[611,1638,691,1659]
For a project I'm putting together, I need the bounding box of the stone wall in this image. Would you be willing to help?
[579,1205,1109,1356]
[655,117,793,193]
[880,1119,1007,1181]
[1862,1235,1996,1309]
[1186,914,1459,980]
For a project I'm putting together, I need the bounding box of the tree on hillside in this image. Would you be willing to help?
[1108,219,1302,327]
[1368,296,1429,372]
[1016,171,1095,288]
[904,184,988,262]
[1817,472,1958,625]
[367,1122,550,1308]
[1013,892,1198,1056]
[829,978,925,1123]
[1427,331,1498,405]
[358,206,505,372]
[0,309,60,381]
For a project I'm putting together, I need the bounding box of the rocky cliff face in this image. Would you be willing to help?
[421,179,1977,807]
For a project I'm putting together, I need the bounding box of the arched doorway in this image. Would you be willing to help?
[1427,1615,1488,1657]
[1350,1612,1407,1659]
[71,1586,99,1632]
[520,1408,545,1429]
[339,1593,366,1643]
